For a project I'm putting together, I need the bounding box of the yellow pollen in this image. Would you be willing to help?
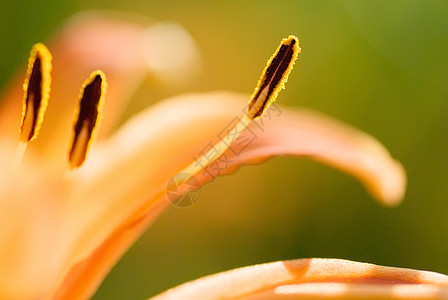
[247,35,300,119]
[19,43,52,142]
[68,70,107,169]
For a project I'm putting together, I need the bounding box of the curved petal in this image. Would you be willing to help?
[195,106,406,205]
[51,197,168,300]
[51,91,405,298]
[149,258,448,300]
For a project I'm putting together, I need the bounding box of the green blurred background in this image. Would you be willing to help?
[1,0,447,298]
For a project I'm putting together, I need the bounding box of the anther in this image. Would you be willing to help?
[247,35,300,119]
[68,70,107,169]
[19,43,52,142]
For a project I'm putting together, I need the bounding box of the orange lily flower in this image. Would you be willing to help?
[0,11,438,300]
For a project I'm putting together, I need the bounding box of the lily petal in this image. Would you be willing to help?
[149,258,448,300]
[194,105,406,205]
[52,91,405,298]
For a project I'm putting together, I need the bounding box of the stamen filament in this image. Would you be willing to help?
[179,114,252,182]
[9,141,28,177]
[19,43,52,142]
[173,36,300,189]
[68,70,107,169]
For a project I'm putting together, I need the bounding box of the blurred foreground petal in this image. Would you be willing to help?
[53,92,405,298]
[150,258,448,300]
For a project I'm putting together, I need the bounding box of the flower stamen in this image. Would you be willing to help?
[173,36,300,188]
[19,43,52,142]
[68,70,107,169]
[248,35,300,119]
[10,43,52,175]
